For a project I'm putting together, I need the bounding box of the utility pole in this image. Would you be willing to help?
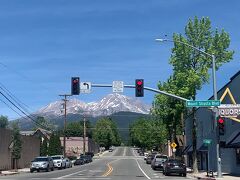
[59,94,71,157]
[83,116,86,155]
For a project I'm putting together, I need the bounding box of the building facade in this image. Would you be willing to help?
[185,71,240,174]
[60,137,99,157]
[0,128,40,170]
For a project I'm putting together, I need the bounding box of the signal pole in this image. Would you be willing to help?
[59,94,72,157]
[83,116,86,155]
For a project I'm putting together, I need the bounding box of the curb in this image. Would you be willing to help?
[193,175,216,180]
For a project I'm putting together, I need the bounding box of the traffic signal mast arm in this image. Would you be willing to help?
[91,83,189,102]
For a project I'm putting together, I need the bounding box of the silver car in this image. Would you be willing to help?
[30,156,54,173]
[51,155,66,169]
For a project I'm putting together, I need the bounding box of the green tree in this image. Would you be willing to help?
[64,120,92,138]
[168,16,234,172]
[93,117,121,149]
[48,133,62,155]
[40,138,48,156]
[11,122,22,169]
[34,116,55,131]
[0,115,8,128]
[129,117,167,150]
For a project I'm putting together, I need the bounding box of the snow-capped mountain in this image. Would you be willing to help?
[37,93,151,117]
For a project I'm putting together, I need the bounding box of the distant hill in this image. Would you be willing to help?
[14,93,151,143]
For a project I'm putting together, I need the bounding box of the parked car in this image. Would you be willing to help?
[146,154,155,164]
[144,152,149,160]
[65,158,72,168]
[80,154,91,163]
[74,157,85,166]
[51,155,66,169]
[30,156,54,173]
[85,152,94,157]
[163,159,186,177]
[151,154,168,170]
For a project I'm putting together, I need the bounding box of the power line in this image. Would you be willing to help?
[0,90,50,130]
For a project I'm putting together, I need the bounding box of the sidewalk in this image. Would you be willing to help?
[0,168,30,176]
[187,168,240,179]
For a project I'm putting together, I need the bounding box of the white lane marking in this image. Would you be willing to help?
[53,178,111,179]
[56,169,87,179]
[123,147,127,156]
[135,159,151,180]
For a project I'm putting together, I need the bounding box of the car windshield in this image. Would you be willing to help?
[156,156,168,162]
[52,156,62,160]
[168,159,183,163]
[33,157,48,162]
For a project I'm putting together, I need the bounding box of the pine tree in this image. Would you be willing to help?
[11,122,22,169]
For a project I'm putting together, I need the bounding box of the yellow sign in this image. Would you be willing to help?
[171,142,177,149]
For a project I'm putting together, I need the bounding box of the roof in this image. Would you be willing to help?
[20,131,35,136]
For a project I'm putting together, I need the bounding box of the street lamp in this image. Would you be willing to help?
[156,38,221,177]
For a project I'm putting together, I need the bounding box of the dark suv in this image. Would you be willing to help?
[163,159,186,177]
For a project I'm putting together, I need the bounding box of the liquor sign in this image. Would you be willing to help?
[218,104,240,117]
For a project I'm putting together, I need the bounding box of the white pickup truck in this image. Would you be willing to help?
[51,155,66,169]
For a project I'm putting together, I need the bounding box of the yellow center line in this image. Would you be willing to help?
[102,162,113,177]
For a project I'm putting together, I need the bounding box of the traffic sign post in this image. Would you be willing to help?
[186,100,220,107]
[112,81,124,93]
[171,142,177,149]
[80,82,91,93]
[203,139,212,145]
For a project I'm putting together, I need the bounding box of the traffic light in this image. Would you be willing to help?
[218,117,225,136]
[135,79,144,97]
[71,77,80,95]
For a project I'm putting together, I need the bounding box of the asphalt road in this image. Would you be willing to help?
[0,147,194,180]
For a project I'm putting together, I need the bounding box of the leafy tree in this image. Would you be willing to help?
[168,16,234,172]
[64,120,92,138]
[34,116,55,131]
[11,122,22,169]
[0,115,8,128]
[48,133,62,155]
[129,117,167,150]
[65,121,83,137]
[93,117,121,149]
[40,138,48,156]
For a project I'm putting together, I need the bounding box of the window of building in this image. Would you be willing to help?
[236,148,240,165]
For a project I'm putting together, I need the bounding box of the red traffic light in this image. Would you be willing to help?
[218,118,224,124]
[137,80,143,86]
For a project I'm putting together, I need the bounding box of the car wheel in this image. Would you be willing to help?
[51,167,54,171]
[46,166,50,172]
[37,169,40,172]
[183,173,186,177]
[30,169,34,173]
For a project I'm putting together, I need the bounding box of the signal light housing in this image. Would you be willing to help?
[218,117,225,136]
[135,79,144,97]
[71,77,80,95]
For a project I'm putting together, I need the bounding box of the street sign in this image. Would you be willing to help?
[112,81,124,93]
[218,104,240,117]
[80,82,91,93]
[203,139,212,145]
[171,142,177,149]
[186,100,220,107]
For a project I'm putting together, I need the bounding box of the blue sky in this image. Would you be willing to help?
[0,0,239,120]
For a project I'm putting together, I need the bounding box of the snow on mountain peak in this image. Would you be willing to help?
[37,93,150,117]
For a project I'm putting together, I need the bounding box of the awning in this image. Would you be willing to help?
[226,131,240,148]
[186,144,208,153]
[182,145,191,154]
